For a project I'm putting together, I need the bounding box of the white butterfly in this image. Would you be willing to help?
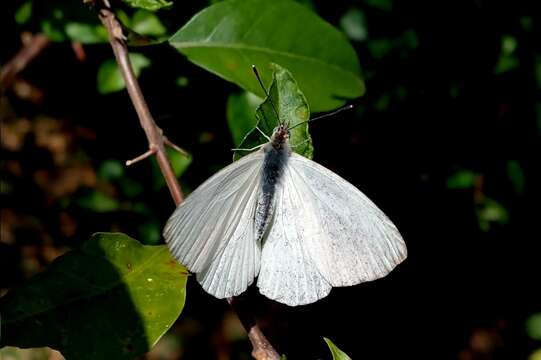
[164,122,407,306]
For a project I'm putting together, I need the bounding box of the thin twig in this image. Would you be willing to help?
[126,147,157,166]
[96,4,279,359]
[0,33,50,92]
[98,6,183,205]
[164,136,189,157]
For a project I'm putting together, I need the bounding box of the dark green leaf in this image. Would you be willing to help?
[98,159,125,181]
[506,160,525,195]
[15,1,33,25]
[446,170,477,189]
[526,313,541,341]
[97,54,151,94]
[324,338,352,360]
[122,0,173,11]
[0,233,188,359]
[76,189,120,213]
[226,91,262,146]
[169,0,364,112]
[233,63,312,161]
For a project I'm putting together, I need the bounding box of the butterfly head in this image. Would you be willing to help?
[270,123,290,150]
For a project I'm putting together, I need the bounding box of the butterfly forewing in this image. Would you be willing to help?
[164,151,265,298]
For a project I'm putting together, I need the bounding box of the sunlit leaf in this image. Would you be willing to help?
[0,233,188,359]
[324,338,352,360]
[121,0,173,11]
[0,346,62,360]
[233,63,313,161]
[169,0,364,112]
[97,54,151,94]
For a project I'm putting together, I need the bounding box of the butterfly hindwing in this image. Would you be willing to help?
[287,152,407,287]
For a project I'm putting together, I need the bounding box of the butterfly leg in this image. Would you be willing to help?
[255,126,271,141]
[231,143,265,152]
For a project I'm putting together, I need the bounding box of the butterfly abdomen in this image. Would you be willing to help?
[254,143,290,241]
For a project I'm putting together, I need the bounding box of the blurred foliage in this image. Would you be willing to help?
[0,233,188,359]
[97,53,150,94]
[527,314,541,341]
[1,0,540,359]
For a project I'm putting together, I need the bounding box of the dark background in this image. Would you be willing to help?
[1,0,540,359]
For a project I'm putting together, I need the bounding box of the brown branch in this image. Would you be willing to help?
[0,33,50,92]
[98,7,183,205]
[96,4,279,360]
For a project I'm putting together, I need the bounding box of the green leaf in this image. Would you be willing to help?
[15,1,33,25]
[340,8,368,42]
[65,22,108,43]
[76,189,120,213]
[97,54,151,94]
[32,1,108,43]
[0,233,188,359]
[131,10,167,37]
[506,160,525,195]
[495,35,519,74]
[526,313,541,341]
[477,197,509,232]
[98,159,125,181]
[226,91,262,146]
[169,0,364,112]
[122,0,173,11]
[233,63,313,161]
[324,338,352,360]
[446,170,477,189]
[0,346,59,359]
[530,349,541,360]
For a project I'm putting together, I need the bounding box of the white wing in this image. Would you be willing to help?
[288,152,407,287]
[163,150,264,298]
[257,161,332,306]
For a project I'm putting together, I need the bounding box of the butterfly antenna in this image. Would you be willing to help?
[289,104,355,131]
[252,65,282,125]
